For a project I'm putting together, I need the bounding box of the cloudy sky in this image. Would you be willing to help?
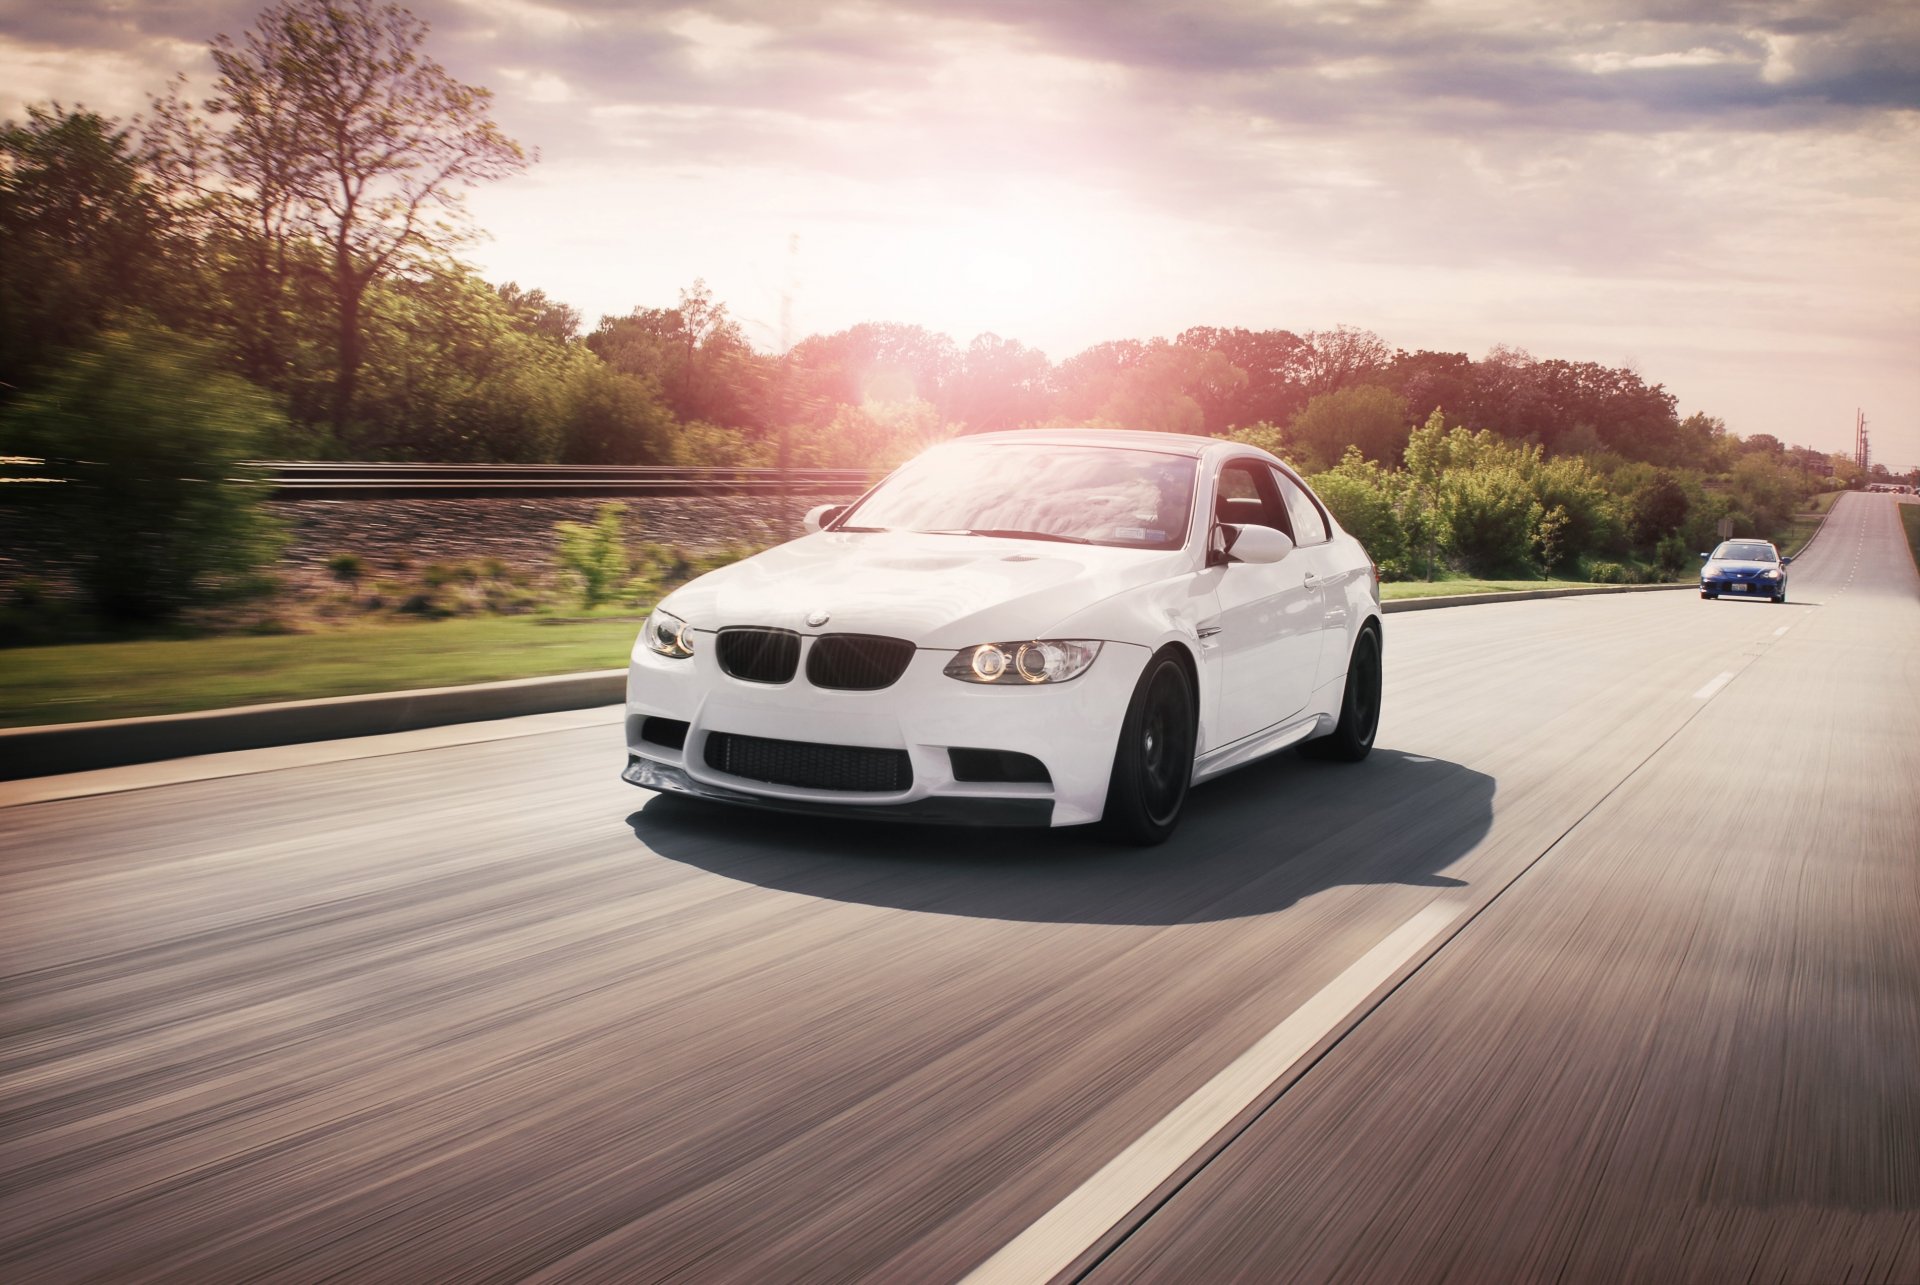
[4,0,1917,465]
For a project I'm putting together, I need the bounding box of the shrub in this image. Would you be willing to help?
[1,326,285,619]
[1585,560,1631,584]
[1436,465,1542,576]
[1653,532,1690,578]
[553,503,631,608]
[1309,448,1410,578]
[327,552,366,583]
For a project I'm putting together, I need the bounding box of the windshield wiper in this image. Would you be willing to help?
[835,524,890,532]
[926,528,1092,544]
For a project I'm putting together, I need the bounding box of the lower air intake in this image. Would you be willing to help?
[704,732,912,793]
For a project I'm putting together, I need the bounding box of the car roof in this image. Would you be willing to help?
[951,427,1233,459]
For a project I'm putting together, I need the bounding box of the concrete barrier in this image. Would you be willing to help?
[1383,582,1694,613]
[0,669,625,781]
[0,579,1697,781]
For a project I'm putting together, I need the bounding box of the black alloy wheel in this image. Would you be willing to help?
[1304,626,1381,762]
[1100,652,1197,845]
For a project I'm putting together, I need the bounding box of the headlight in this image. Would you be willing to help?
[944,639,1102,685]
[1761,568,1782,579]
[642,609,696,659]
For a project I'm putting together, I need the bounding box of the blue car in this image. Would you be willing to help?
[1700,539,1790,603]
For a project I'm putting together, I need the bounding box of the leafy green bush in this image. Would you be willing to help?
[1585,560,1631,584]
[1309,448,1410,578]
[1436,465,1542,576]
[553,503,631,608]
[1653,533,1690,578]
[327,552,366,583]
[1,326,285,619]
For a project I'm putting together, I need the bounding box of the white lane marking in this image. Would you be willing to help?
[1693,671,1735,701]
[962,898,1466,1285]
[1773,625,1790,636]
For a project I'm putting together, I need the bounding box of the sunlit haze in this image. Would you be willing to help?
[4,0,1915,465]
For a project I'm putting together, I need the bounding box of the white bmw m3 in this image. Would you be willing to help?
[622,428,1384,843]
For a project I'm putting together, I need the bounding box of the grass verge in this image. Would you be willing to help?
[1381,576,1648,601]
[4,573,1691,729]
[0,615,642,729]
[1902,502,1920,578]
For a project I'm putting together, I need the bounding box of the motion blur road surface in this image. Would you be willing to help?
[3,494,1916,1283]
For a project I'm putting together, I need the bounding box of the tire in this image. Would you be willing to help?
[1303,626,1382,763]
[1700,591,1713,599]
[1099,651,1197,846]
[1773,589,1786,604]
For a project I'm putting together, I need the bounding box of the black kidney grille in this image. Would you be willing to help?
[806,634,916,691]
[704,732,912,793]
[716,628,800,684]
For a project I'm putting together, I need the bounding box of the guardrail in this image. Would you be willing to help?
[259,462,877,499]
[0,459,879,501]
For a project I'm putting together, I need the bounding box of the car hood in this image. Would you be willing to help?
[1705,560,1779,575]
[659,530,1190,649]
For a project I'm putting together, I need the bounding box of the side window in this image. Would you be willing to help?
[1213,461,1293,537]
[1273,470,1329,545]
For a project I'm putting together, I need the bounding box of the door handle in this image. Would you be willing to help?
[1302,573,1325,589]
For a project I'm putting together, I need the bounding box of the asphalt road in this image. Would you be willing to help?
[3,493,1915,1283]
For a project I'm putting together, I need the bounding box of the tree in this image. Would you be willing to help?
[1095,342,1245,436]
[785,321,959,427]
[1628,469,1690,545]
[495,282,579,343]
[1384,349,1473,423]
[1297,325,1389,398]
[1286,384,1411,470]
[1309,448,1410,578]
[0,107,168,397]
[1,327,284,619]
[200,0,528,442]
[951,333,1051,433]
[1176,326,1308,430]
[1436,465,1542,576]
[1730,455,1803,536]
[1050,339,1148,421]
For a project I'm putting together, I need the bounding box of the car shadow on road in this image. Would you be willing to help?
[625,748,1489,926]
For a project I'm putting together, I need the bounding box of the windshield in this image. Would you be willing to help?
[838,443,1196,550]
[1712,541,1778,562]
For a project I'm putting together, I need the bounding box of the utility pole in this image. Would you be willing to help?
[1854,407,1870,476]
[777,233,798,539]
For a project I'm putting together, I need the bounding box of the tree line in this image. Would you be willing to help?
[0,0,1883,621]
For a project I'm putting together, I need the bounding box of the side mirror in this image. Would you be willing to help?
[1698,552,1709,560]
[1781,555,1793,565]
[803,503,847,534]
[1223,523,1294,565]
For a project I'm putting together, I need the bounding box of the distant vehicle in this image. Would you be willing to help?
[621,429,1384,844]
[1700,539,1790,603]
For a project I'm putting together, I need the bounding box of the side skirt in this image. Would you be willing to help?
[1191,712,1330,785]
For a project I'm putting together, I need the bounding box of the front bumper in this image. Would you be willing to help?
[622,636,1152,827]
[1702,577,1782,596]
[622,756,1055,826]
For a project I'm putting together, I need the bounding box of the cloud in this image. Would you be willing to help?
[2,0,1914,459]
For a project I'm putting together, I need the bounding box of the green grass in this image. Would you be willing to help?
[1381,576,1646,601]
[1758,492,1847,560]
[0,569,1705,729]
[0,615,644,729]
[1901,503,1920,578]
[1808,489,1847,516]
